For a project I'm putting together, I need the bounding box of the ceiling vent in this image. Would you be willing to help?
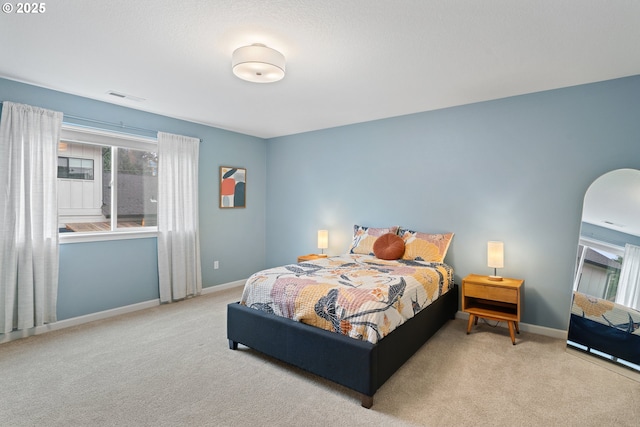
[106,90,145,102]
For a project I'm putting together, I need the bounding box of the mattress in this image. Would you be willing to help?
[240,254,454,344]
[571,291,640,337]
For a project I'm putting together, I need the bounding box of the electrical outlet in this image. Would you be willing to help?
[214,260,219,269]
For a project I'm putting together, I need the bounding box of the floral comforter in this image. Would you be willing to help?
[240,254,454,344]
[571,291,640,336]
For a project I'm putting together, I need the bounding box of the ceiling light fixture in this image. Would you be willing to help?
[232,43,285,83]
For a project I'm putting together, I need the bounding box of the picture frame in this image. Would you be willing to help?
[220,166,246,208]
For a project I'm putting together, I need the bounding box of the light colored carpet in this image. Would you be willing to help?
[1,286,638,427]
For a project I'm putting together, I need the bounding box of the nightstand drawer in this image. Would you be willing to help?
[464,282,518,304]
[297,254,328,263]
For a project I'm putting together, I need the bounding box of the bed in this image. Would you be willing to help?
[227,226,458,407]
[568,291,640,365]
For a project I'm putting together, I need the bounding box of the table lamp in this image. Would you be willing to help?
[317,230,328,255]
[487,241,504,281]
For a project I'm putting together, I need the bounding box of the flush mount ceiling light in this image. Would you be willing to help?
[232,43,285,83]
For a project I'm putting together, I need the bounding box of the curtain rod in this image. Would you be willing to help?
[1,102,201,142]
[63,114,159,136]
[0,101,157,135]
[64,115,202,142]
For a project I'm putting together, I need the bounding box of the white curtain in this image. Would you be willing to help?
[615,243,640,310]
[157,132,202,303]
[0,102,63,333]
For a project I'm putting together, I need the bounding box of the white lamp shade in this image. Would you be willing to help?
[487,241,504,269]
[317,230,329,250]
[232,44,285,83]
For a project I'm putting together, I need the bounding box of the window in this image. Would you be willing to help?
[58,156,94,180]
[58,125,158,240]
[574,240,623,301]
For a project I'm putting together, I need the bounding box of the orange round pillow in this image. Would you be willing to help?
[373,232,405,260]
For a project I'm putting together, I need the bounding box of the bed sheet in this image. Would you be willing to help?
[240,254,454,344]
[571,291,640,337]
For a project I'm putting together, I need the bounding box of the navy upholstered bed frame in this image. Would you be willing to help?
[227,284,458,408]
[568,314,640,365]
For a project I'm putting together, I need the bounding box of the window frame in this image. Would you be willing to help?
[58,124,158,244]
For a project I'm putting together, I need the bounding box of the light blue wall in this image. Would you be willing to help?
[265,75,640,331]
[0,78,267,320]
[4,75,640,330]
[581,222,640,249]
[58,238,159,319]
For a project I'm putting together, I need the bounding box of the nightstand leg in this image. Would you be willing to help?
[515,321,520,334]
[508,321,516,345]
[466,314,475,334]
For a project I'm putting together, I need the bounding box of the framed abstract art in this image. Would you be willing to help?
[220,166,246,208]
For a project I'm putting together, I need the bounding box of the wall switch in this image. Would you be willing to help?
[214,260,219,269]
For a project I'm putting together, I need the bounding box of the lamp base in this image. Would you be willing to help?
[488,275,503,281]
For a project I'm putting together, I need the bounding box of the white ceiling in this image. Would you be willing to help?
[1,1,640,139]
[583,169,640,238]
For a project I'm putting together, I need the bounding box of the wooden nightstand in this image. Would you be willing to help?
[297,254,328,263]
[462,274,524,345]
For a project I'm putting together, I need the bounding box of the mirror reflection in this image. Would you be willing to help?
[568,169,640,370]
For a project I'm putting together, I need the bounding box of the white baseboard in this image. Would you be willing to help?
[201,280,245,295]
[0,299,160,344]
[455,311,568,340]
[0,279,247,344]
[3,285,568,345]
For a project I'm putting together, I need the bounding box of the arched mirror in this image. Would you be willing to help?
[568,169,640,370]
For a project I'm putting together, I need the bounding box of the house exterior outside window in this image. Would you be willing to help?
[58,125,158,241]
